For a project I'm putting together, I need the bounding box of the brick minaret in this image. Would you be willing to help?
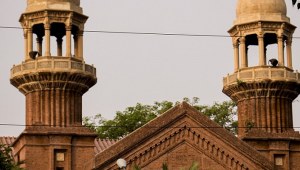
[223,0,300,169]
[10,0,97,169]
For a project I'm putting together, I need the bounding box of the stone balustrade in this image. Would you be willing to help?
[223,66,300,86]
[11,56,96,78]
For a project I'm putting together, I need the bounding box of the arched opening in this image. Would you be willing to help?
[51,23,66,57]
[32,24,45,56]
[245,34,258,67]
[264,33,278,66]
[72,25,79,58]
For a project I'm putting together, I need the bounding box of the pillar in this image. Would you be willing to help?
[286,38,293,69]
[233,41,239,72]
[73,35,78,58]
[27,28,33,58]
[57,37,63,56]
[65,26,72,57]
[258,34,265,66]
[44,24,51,56]
[78,30,84,60]
[36,37,43,56]
[24,29,29,60]
[278,35,284,66]
[240,37,247,68]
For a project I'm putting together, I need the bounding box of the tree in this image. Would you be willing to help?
[0,144,23,170]
[292,0,300,9]
[83,97,237,139]
[132,162,199,170]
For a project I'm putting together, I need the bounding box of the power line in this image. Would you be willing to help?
[0,123,300,129]
[85,30,231,38]
[2,25,300,39]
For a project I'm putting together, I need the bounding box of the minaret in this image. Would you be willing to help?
[223,0,300,169]
[223,0,300,137]
[10,0,97,169]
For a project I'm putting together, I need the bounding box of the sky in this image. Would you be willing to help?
[1,0,300,136]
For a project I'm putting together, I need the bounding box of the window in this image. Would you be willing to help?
[274,154,285,166]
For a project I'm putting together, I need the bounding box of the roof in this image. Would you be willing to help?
[0,136,16,146]
[94,138,118,154]
[94,102,274,170]
[235,0,289,24]
[0,136,115,154]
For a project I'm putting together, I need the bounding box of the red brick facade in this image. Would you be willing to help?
[94,103,274,170]
[5,0,300,170]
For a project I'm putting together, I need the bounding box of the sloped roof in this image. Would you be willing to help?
[94,138,118,154]
[94,102,274,170]
[0,136,16,146]
[0,136,115,155]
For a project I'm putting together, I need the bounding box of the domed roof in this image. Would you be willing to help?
[25,0,82,13]
[234,0,290,25]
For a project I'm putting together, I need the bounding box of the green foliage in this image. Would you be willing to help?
[0,144,23,170]
[132,164,141,170]
[132,162,198,170]
[162,162,168,170]
[83,97,237,139]
[199,101,237,134]
[188,162,199,170]
[179,162,199,170]
[292,0,300,9]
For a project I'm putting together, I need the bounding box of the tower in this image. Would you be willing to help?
[10,0,97,169]
[223,0,300,169]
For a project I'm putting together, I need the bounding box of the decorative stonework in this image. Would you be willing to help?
[223,67,300,88]
[122,125,249,170]
[223,67,300,136]
[94,103,274,170]
[10,57,96,94]
[20,10,88,30]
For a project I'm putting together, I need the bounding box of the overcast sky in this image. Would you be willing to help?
[1,0,300,136]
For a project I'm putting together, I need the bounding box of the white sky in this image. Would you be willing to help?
[1,0,300,136]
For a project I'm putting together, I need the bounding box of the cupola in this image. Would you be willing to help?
[235,0,289,25]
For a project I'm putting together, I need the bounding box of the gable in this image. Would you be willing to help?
[142,141,226,170]
[94,102,273,170]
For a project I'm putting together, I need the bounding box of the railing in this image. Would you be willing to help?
[11,57,96,78]
[223,66,300,86]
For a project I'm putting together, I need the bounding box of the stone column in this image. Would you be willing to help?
[240,37,247,68]
[233,41,239,72]
[24,29,29,60]
[278,35,284,66]
[57,37,63,56]
[28,29,33,58]
[65,26,72,57]
[286,38,293,69]
[258,34,265,66]
[73,34,78,58]
[44,24,51,56]
[36,37,43,56]
[77,30,84,60]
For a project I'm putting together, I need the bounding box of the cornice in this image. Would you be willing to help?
[94,103,274,170]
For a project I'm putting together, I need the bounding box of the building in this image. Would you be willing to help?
[2,0,300,169]
[9,0,97,169]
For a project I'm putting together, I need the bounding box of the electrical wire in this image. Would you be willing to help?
[0,123,300,129]
[1,25,300,39]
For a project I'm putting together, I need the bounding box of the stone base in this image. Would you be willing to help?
[242,130,300,170]
[12,127,97,170]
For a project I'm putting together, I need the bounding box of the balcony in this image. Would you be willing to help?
[10,56,96,79]
[223,66,300,87]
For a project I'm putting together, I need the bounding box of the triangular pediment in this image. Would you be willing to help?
[94,102,273,170]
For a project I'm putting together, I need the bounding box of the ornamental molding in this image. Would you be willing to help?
[20,10,88,29]
[97,118,271,170]
[124,123,244,170]
[229,21,295,38]
[10,57,97,95]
